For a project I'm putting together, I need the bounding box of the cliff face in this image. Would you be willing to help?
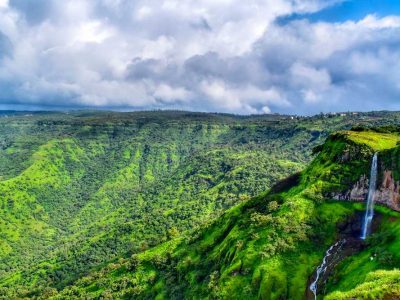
[375,170,400,211]
[332,170,400,212]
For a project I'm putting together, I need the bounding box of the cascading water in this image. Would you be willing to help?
[309,240,346,300]
[309,153,379,299]
[360,153,378,240]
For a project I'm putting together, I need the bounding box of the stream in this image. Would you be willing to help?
[308,153,378,299]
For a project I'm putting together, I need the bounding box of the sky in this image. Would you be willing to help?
[0,0,400,115]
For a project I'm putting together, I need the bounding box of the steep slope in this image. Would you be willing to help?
[1,112,400,299]
[325,269,400,299]
[16,128,399,300]
[324,205,400,299]
[0,111,330,297]
[0,139,86,263]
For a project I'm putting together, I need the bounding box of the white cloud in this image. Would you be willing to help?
[200,80,288,113]
[0,0,399,114]
[154,84,191,102]
[73,21,115,44]
[358,14,400,29]
[290,63,331,90]
[135,6,153,20]
[0,0,8,8]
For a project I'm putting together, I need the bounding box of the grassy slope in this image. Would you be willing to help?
[321,130,400,299]
[0,139,85,259]
[0,112,317,297]
[325,205,400,299]
[1,112,400,299]
[42,129,400,299]
[325,270,400,299]
[51,198,359,299]
[344,130,400,151]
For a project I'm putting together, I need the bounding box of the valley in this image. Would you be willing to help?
[0,111,400,299]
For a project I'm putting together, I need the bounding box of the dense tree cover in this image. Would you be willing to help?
[0,111,400,299]
[6,127,399,299]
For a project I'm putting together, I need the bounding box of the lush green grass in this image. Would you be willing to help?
[344,130,400,151]
[43,124,400,300]
[47,197,361,299]
[325,269,400,299]
[44,193,367,299]
[0,111,400,299]
[293,131,375,200]
[325,206,400,299]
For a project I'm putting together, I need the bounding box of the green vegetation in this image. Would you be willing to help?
[0,111,400,299]
[344,130,400,151]
[49,199,360,299]
[324,205,400,299]
[35,124,400,299]
[325,270,400,299]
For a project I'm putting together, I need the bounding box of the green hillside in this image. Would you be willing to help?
[42,128,400,300]
[7,127,395,299]
[0,111,400,299]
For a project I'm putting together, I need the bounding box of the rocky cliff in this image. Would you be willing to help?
[375,170,400,211]
[332,169,400,212]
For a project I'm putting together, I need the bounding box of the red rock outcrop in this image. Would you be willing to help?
[374,170,400,211]
[331,170,400,212]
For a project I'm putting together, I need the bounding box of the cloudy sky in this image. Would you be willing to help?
[0,0,400,114]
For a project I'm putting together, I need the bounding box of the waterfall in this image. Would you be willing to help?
[309,240,346,300]
[360,153,378,240]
